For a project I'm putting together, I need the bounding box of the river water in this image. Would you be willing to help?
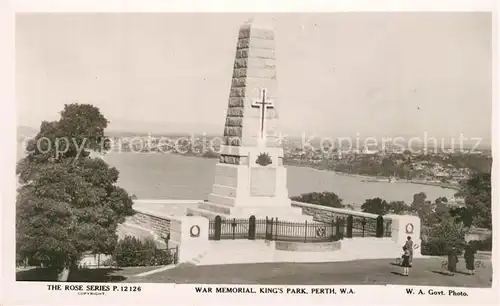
[101,152,457,208]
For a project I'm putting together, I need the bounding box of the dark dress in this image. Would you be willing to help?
[448,249,458,273]
[404,239,414,263]
[402,254,411,267]
[464,247,476,270]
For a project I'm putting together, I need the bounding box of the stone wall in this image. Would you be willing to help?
[125,211,181,246]
[291,201,380,223]
[124,205,210,263]
[129,212,171,237]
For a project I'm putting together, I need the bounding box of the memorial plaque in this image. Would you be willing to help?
[250,167,277,197]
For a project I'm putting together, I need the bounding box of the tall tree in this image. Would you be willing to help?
[410,192,434,224]
[427,197,452,226]
[16,104,135,281]
[451,172,491,229]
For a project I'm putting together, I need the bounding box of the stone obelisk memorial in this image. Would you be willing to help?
[188,17,311,221]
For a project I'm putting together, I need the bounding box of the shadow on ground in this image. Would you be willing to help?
[16,268,60,281]
[16,268,127,282]
[431,270,451,276]
[69,269,127,282]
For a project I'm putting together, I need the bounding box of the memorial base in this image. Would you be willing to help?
[187,200,313,221]
[188,146,312,221]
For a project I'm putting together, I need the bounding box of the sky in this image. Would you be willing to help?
[16,13,492,141]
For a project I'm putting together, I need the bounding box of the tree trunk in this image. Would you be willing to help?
[57,266,71,282]
[57,259,76,282]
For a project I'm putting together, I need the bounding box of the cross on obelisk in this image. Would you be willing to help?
[252,89,274,142]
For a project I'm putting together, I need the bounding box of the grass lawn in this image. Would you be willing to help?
[127,258,492,288]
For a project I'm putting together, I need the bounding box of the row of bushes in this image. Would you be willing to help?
[469,236,492,251]
[113,236,176,267]
[421,239,463,256]
[421,236,492,256]
[17,236,176,270]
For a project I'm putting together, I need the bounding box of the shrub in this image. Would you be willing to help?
[291,192,344,208]
[113,236,174,267]
[152,249,174,266]
[421,239,464,256]
[469,235,492,251]
[113,236,144,267]
[421,218,466,256]
[140,238,158,266]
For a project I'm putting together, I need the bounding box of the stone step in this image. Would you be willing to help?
[197,202,233,215]
[186,207,222,219]
[207,193,237,207]
[187,205,313,222]
[189,251,209,265]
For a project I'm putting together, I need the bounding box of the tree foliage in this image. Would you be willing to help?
[360,198,414,216]
[450,172,491,229]
[421,217,466,256]
[387,201,411,214]
[16,104,134,272]
[291,192,344,208]
[381,158,397,177]
[410,192,435,225]
[361,197,388,215]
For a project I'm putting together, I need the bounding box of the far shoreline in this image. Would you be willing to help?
[285,161,460,191]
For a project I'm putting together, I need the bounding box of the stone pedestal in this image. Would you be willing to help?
[188,145,311,221]
[173,216,210,263]
[129,205,211,264]
[384,214,422,257]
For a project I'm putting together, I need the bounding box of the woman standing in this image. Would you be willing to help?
[404,236,414,267]
[447,247,458,276]
[464,243,476,275]
[402,246,411,276]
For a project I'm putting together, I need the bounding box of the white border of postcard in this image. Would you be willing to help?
[1,0,499,305]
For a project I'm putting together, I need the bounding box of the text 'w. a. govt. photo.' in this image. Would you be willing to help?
[13,11,493,303]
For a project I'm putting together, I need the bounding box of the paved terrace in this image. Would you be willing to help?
[126,258,491,287]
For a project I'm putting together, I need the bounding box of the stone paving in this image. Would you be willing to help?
[127,258,492,288]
